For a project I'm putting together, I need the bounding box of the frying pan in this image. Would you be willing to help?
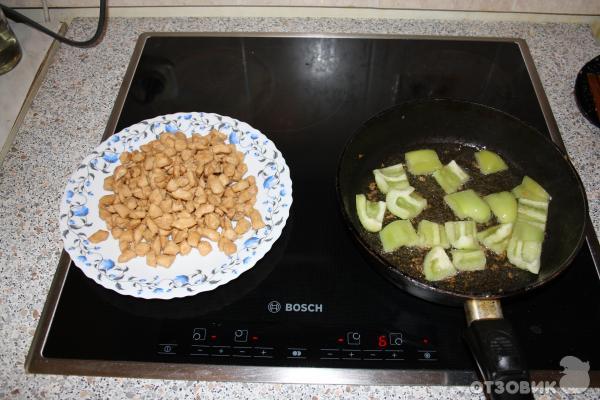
[337,99,588,399]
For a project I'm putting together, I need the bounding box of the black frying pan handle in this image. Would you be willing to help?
[464,318,534,400]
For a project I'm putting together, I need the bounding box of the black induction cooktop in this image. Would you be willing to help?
[27,34,600,385]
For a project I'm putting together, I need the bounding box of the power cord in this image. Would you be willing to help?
[0,0,107,48]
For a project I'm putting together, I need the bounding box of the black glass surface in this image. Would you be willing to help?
[44,36,600,373]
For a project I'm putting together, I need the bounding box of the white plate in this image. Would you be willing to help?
[59,112,293,299]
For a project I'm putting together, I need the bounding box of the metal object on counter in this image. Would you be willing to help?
[575,55,600,129]
[0,7,22,75]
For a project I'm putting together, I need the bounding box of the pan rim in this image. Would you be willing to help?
[335,97,589,303]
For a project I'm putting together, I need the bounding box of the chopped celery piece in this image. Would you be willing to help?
[432,160,470,194]
[512,176,551,202]
[451,249,487,271]
[517,198,548,226]
[405,149,442,175]
[477,223,513,254]
[356,194,386,232]
[423,246,457,281]
[379,220,419,252]
[507,236,542,274]
[373,163,410,194]
[474,150,508,175]
[417,220,450,249]
[445,221,479,249]
[444,189,492,223]
[386,187,427,219]
[484,191,517,223]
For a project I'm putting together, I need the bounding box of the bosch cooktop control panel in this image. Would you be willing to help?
[155,323,439,366]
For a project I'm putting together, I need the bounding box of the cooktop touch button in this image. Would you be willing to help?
[388,332,403,346]
[252,347,274,358]
[363,350,383,360]
[319,349,340,360]
[157,343,177,355]
[192,328,207,342]
[417,350,438,361]
[346,332,361,345]
[234,329,248,343]
[190,345,209,356]
[232,347,252,358]
[383,349,404,361]
[287,348,307,359]
[210,346,231,357]
[342,349,362,360]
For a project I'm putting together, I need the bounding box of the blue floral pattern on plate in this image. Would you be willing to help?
[59,112,293,300]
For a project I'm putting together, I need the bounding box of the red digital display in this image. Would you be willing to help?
[337,337,344,344]
[251,336,259,342]
[210,335,217,341]
[377,335,388,348]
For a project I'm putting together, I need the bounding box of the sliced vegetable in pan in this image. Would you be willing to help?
[433,160,470,194]
[444,189,492,223]
[405,149,442,175]
[355,194,386,232]
[474,150,508,175]
[373,163,410,194]
[417,220,450,249]
[506,188,550,274]
[484,191,517,224]
[379,220,419,252]
[512,218,545,242]
[516,198,548,228]
[507,218,545,274]
[512,176,551,202]
[445,221,479,250]
[423,246,457,281]
[354,146,552,280]
[451,249,487,271]
[477,223,513,255]
[386,187,427,219]
[507,234,542,274]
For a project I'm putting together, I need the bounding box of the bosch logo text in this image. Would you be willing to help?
[286,303,323,312]
[268,301,323,313]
